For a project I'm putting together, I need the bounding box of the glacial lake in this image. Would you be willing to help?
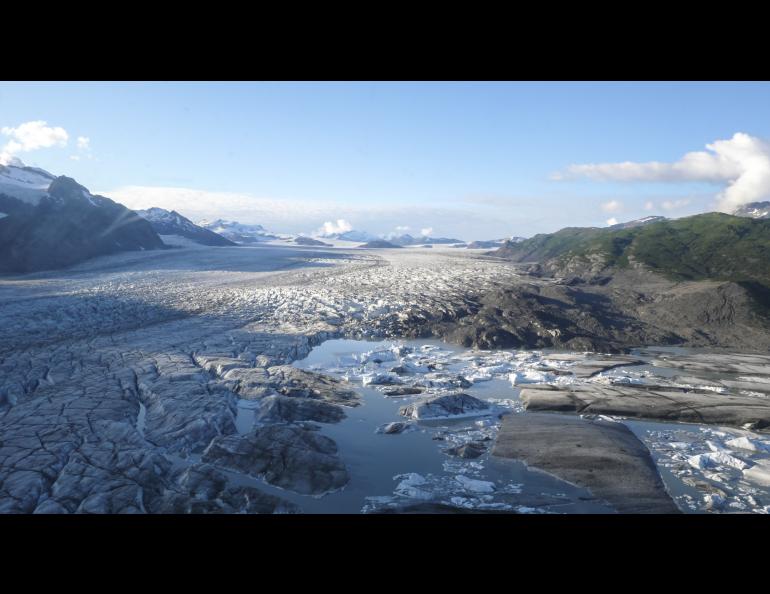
[230,338,770,514]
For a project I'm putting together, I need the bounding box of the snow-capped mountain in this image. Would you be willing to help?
[293,236,331,246]
[317,229,375,242]
[137,208,235,246]
[451,236,526,249]
[199,219,279,243]
[384,233,464,246]
[358,239,402,249]
[608,216,667,229]
[464,240,506,249]
[733,201,770,219]
[0,161,164,273]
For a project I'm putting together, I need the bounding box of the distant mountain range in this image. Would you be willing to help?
[137,208,235,246]
[293,236,331,246]
[0,162,164,273]
[358,239,402,249]
[733,201,770,219]
[317,229,375,242]
[199,219,279,243]
[383,233,464,246]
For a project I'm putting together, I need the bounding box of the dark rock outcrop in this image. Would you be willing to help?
[201,424,349,495]
[399,393,490,420]
[492,412,680,514]
[1,173,165,273]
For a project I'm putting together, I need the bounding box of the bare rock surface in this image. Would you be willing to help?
[255,394,346,424]
[201,424,349,495]
[265,365,359,404]
[542,354,645,378]
[651,353,770,376]
[151,463,299,514]
[520,384,770,429]
[492,412,680,513]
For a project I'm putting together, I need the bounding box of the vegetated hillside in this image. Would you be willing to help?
[495,213,770,286]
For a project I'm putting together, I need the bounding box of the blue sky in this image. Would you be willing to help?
[2,81,770,239]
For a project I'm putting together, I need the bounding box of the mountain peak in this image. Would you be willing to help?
[733,201,770,219]
[136,207,236,246]
[608,216,667,230]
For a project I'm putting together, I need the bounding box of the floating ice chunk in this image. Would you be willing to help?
[465,373,492,383]
[357,349,398,364]
[398,360,431,374]
[473,363,512,374]
[455,475,496,493]
[362,372,402,386]
[335,355,360,368]
[688,451,749,471]
[415,373,471,389]
[725,436,770,452]
[706,440,727,453]
[607,375,647,386]
[703,493,726,510]
[450,496,473,508]
[508,370,550,385]
[394,473,433,499]
[743,460,770,487]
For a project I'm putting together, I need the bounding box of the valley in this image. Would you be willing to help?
[2,242,770,513]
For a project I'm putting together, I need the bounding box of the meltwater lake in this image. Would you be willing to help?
[228,338,770,514]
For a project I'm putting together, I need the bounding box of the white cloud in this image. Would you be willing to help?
[606,217,618,226]
[0,120,69,164]
[395,225,410,233]
[661,198,691,211]
[76,136,90,150]
[318,219,353,235]
[601,200,622,213]
[555,132,770,212]
[644,201,655,211]
[420,227,433,237]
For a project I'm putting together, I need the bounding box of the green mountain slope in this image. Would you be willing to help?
[496,213,770,285]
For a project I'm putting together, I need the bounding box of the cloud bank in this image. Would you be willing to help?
[97,185,489,239]
[0,120,69,164]
[601,200,622,213]
[318,219,353,235]
[555,132,770,212]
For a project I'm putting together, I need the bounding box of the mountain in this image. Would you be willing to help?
[317,229,375,242]
[385,233,464,246]
[358,239,402,249]
[293,236,331,246]
[199,219,278,243]
[733,201,770,219]
[466,237,527,249]
[0,162,164,274]
[136,208,235,246]
[494,212,770,287]
[608,215,667,230]
[411,213,770,353]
